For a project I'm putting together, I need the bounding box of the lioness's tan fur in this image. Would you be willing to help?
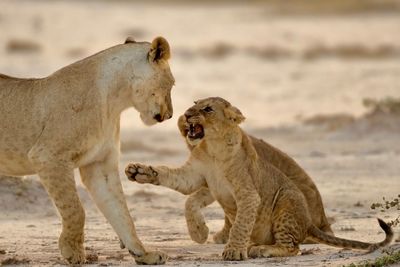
[0,37,174,265]
[126,97,393,261]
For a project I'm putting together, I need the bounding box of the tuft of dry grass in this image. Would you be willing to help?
[303,44,400,60]
[199,42,236,59]
[302,113,355,131]
[246,46,292,60]
[6,39,42,54]
[178,43,400,61]
[254,0,400,15]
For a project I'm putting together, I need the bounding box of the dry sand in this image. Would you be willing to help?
[0,1,399,266]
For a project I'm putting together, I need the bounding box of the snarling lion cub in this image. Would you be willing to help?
[125,97,393,261]
[0,37,174,265]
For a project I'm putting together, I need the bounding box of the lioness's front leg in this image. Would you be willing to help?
[222,176,260,261]
[125,162,206,195]
[80,151,167,265]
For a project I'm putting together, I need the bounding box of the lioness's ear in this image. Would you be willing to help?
[148,36,170,62]
[224,105,245,124]
[124,37,136,44]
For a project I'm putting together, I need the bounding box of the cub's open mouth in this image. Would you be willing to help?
[188,123,204,140]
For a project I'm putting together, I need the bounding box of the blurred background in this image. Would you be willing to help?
[0,0,399,265]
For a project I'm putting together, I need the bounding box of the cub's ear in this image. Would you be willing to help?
[124,37,136,44]
[224,105,245,124]
[148,36,171,62]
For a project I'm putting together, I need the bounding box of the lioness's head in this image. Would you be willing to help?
[178,97,245,147]
[124,36,174,126]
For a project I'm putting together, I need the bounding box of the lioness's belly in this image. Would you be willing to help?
[0,151,35,176]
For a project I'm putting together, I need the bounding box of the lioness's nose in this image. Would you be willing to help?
[154,114,163,122]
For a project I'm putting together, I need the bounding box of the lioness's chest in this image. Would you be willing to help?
[74,123,119,167]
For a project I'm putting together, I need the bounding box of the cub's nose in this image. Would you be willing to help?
[184,108,196,119]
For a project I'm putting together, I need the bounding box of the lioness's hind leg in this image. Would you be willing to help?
[185,188,214,244]
[37,165,86,264]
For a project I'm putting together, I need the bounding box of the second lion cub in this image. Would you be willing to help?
[125,97,393,261]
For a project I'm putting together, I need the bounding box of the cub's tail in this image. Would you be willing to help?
[308,218,393,252]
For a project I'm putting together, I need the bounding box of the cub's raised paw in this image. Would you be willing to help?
[187,219,209,244]
[133,250,168,265]
[222,246,247,261]
[125,163,159,185]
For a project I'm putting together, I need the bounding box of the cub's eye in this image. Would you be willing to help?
[202,106,213,113]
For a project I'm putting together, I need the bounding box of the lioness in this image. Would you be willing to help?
[0,37,174,265]
[125,97,393,261]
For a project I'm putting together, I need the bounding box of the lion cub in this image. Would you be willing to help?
[125,97,393,260]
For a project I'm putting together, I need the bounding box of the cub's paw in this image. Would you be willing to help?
[125,164,160,185]
[133,250,168,265]
[187,219,209,244]
[222,246,247,261]
[213,229,229,244]
[248,245,268,258]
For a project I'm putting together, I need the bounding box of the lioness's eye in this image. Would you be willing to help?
[203,106,213,113]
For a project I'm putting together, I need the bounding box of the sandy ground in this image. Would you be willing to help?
[0,0,400,266]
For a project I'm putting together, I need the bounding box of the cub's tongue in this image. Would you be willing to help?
[193,124,202,135]
[188,124,204,139]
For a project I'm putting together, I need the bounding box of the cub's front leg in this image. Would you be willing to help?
[185,188,232,244]
[222,176,261,261]
[125,162,206,195]
[185,187,214,244]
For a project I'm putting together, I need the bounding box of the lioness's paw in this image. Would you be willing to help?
[222,246,247,261]
[125,164,159,185]
[59,234,86,264]
[133,250,168,265]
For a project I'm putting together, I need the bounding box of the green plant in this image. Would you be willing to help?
[363,97,400,116]
[343,249,400,267]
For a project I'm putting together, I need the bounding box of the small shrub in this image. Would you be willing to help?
[363,97,400,116]
[371,195,400,227]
